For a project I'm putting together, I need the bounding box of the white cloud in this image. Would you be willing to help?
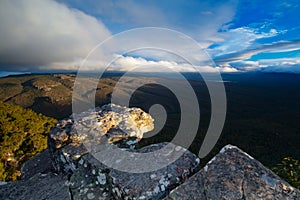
[191,1,238,48]
[210,27,283,57]
[216,66,239,73]
[218,56,300,73]
[259,58,300,67]
[214,39,300,69]
[109,55,197,72]
[261,63,300,73]
[0,0,111,71]
[106,55,238,73]
[228,61,261,71]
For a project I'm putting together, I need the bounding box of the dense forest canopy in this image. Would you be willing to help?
[0,101,56,181]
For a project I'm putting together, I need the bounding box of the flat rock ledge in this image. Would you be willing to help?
[166,145,300,200]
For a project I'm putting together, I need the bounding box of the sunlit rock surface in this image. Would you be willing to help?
[49,103,154,149]
[48,103,155,174]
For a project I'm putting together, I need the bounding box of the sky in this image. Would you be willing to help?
[0,0,300,74]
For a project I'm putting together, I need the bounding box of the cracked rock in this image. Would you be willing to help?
[166,145,300,200]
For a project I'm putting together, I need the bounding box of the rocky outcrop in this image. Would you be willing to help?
[47,103,199,199]
[1,104,300,200]
[48,103,155,174]
[166,145,300,200]
[49,103,154,149]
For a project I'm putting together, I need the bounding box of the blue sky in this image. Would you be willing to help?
[0,0,300,73]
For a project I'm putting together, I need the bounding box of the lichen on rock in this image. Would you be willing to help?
[49,103,154,150]
[166,145,300,200]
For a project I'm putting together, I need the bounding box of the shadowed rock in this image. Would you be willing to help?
[0,173,70,200]
[68,142,200,199]
[166,145,300,200]
[20,149,54,180]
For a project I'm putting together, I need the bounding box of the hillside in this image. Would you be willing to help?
[0,101,57,181]
[0,74,117,119]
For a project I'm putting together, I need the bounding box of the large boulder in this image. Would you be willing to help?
[166,145,300,200]
[49,103,154,149]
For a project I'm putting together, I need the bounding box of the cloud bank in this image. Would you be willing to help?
[107,55,237,73]
[0,0,111,71]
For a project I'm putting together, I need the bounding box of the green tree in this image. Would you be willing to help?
[272,157,300,189]
[0,101,57,181]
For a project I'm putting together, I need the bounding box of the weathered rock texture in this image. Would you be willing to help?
[1,104,300,200]
[49,103,154,149]
[67,143,200,199]
[166,145,300,200]
[48,104,155,174]
[20,149,54,180]
[0,173,71,200]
